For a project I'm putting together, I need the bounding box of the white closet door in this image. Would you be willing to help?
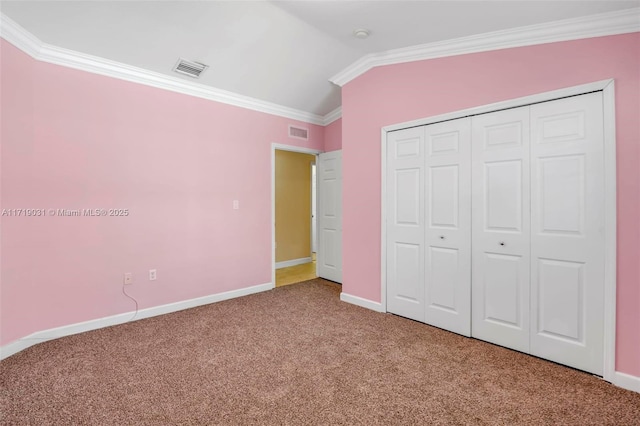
[424,118,472,336]
[529,93,605,375]
[471,107,531,353]
[317,151,342,283]
[387,127,425,322]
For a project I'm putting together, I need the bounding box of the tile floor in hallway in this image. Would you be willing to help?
[275,254,317,287]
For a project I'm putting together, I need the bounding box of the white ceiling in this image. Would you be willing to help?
[1,1,638,117]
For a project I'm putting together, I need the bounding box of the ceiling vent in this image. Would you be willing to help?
[288,125,309,141]
[172,58,208,78]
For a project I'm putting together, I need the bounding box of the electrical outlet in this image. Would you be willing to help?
[233,200,239,210]
[124,273,133,285]
[149,269,157,281]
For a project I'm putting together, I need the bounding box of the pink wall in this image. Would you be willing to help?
[342,33,640,376]
[0,40,324,345]
[324,118,342,151]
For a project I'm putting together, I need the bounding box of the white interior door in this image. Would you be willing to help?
[424,118,472,336]
[317,151,342,283]
[386,127,425,322]
[311,164,317,253]
[529,93,605,375]
[471,106,531,353]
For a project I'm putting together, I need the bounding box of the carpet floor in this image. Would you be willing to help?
[1,279,639,425]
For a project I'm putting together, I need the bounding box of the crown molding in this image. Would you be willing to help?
[322,106,342,126]
[0,12,41,57]
[330,7,640,87]
[0,13,330,126]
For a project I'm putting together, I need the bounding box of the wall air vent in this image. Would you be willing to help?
[288,125,309,141]
[172,58,208,78]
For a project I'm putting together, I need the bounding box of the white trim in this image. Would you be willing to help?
[340,292,385,313]
[0,11,41,58]
[0,281,272,360]
[275,257,312,269]
[602,80,617,384]
[602,80,616,382]
[0,13,334,126]
[613,372,640,394]
[380,127,388,313]
[330,8,640,86]
[381,79,617,381]
[271,143,322,288]
[323,107,342,126]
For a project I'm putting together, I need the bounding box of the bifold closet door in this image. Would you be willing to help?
[471,107,531,353]
[387,92,606,375]
[424,119,471,336]
[387,127,425,322]
[529,93,605,375]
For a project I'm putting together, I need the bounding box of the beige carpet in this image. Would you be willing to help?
[1,279,639,425]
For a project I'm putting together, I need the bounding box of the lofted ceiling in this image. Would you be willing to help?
[1,1,638,117]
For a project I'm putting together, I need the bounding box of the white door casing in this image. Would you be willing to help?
[471,106,532,353]
[529,93,605,375]
[386,127,425,322]
[424,118,472,336]
[317,151,342,283]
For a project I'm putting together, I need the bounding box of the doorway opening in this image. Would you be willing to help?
[272,145,321,287]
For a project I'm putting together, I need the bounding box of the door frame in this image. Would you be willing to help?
[271,143,322,288]
[380,79,617,383]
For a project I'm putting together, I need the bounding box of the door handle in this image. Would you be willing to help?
[439,235,445,240]
[499,241,505,246]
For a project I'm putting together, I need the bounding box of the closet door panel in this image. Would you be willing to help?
[530,92,605,375]
[484,160,523,231]
[472,107,531,353]
[424,118,471,336]
[483,252,526,328]
[387,127,425,322]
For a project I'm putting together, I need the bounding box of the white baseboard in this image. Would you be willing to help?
[340,292,385,313]
[0,281,273,360]
[275,257,312,269]
[613,371,640,393]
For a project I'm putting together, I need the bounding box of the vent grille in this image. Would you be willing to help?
[173,58,208,78]
[288,125,309,140]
